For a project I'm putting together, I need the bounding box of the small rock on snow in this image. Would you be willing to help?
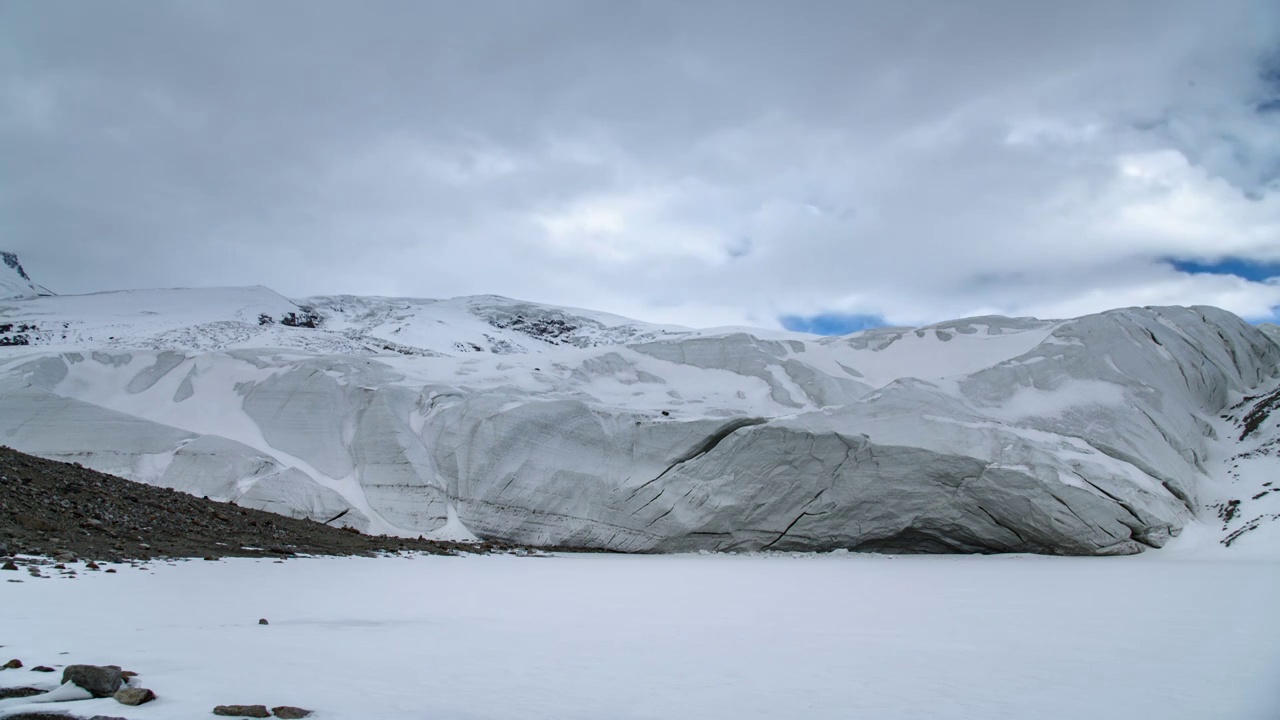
[272,707,313,718]
[0,687,43,699]
[214,705,271,717]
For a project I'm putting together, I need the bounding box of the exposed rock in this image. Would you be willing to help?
[61,663,123,697]
[0,686,43,699]
[2,561,17,570]
[214,705,271,717]
[4,658,23,668]
[113,687,156,705]
[31,665,55,672]
[271,706,312,718]
[258,618,269,625]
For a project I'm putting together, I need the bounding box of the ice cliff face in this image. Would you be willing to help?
[1,252,1278,554]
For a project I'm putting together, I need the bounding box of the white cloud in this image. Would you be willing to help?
[3,0,1280,329]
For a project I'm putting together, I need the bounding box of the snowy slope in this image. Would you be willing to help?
[1,251,1278,554]
[0,251,52,299]
[303,294,687,355]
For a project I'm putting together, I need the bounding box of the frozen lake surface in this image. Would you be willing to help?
[2,551,1278,720]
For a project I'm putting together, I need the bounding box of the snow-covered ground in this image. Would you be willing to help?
[2,552,1277,720]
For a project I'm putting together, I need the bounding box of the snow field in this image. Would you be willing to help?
[1,552,1278,720]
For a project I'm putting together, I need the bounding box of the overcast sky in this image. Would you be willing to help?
[3,0,1279,331]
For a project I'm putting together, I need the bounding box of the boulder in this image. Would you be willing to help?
[4,658,22,669]
[61,664,123,697]
[113,687,156,705]
[272,707,313,719]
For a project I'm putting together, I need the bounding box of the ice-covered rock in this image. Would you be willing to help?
[1259,323,1280,344]
[1,281,1277,554]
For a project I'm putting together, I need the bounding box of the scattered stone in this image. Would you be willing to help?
[105,568,117,573]
[121,670,138,680]
[53,563,66,570]
[272,706,313,719]
[62,664,124,697]
[113,687,156,705]
[85,561,100,570]
[259,618,269,625]
[2,560,18,571]
[89,716,129,720]
[4,658,23,668]
[31,665,54,672]
[214,705,271,717]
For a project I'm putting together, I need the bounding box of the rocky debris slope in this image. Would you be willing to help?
[1209,383,1280,549]
[0,446,502,562]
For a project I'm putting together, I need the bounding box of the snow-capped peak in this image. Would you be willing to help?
[0,251,54,299]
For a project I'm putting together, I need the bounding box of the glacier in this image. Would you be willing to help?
[1,254,1278,555]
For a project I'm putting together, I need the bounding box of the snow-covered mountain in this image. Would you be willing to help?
[0,252,53,300]
[2,252,1278,554]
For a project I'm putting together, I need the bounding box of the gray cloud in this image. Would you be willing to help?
[3,0,1280,327]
